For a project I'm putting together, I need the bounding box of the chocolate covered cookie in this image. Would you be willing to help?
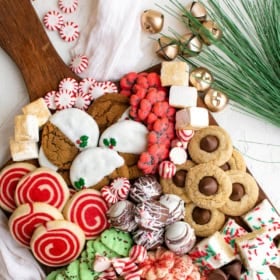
[188,125,233,166]
[219,170,259,216]
[186,163,232,209]
[184,203,226,237]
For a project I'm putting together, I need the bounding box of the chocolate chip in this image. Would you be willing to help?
[199,176,218,196]
[220,162,230,171]
[200,135,219,152]
[172,170,187,188]
[192,207,212,225]
[222,260,243,280]
[208,269,228,280]
[230,183,245,201]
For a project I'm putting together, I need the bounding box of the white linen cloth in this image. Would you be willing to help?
[0,210,45,280]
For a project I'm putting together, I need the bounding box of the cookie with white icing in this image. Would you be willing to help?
[70,147,129,190]
[41,108,99,169]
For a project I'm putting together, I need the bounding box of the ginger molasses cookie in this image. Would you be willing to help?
[184,203,226,237]
[185,163,232,209]
[188,125,233,166]
[220,149,246,172]
[160,160,195,203]
[219,170,259,216]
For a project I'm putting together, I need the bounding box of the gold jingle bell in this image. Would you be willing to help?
[186,1,207,22]
[204,89,229,112]
[200,20,223,45]
[156,36,179,61]
[189,67,213,91]
[179,33,203,57]
[141,9,164,34]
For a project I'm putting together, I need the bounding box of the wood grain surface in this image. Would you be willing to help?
[0,0,279,278]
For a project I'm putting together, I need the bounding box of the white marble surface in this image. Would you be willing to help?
[0,0,280,212]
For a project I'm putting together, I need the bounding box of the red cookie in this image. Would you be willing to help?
[0,163,36,212]
[30,220,85,267]
[63,189,109,239]
[8,202,63,247]
[14,167,70,211]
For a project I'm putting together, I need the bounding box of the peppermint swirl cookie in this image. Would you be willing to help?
[188,125,233,166]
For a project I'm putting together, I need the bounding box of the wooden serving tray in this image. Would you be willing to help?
[0,0,279,278]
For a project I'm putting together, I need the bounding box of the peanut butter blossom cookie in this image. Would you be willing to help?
[188,125,233,166]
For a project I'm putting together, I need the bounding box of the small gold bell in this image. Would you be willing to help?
[179,33,203,57]
[141,9,164,34]
[186,1,207,22]
[204,89,228,112]
[189,67,213,91]
[200,20,223,45]
[156,36,179,61]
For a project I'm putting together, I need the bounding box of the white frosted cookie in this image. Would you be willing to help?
[70,147,125,190]
[8,202,63,247]
[99,120,148,154]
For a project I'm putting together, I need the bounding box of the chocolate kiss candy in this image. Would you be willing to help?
[222,260,242,280]
[172,170,187,188]
[199,176,218,196]
[200,135,219,152]
[204,89,228,112]
[230,183,245,201]
[141,9,164,34]
[192,207,211,225]
[220,162,230,171]
[208,269,228,280]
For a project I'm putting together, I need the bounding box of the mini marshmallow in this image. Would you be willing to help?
[22,98,51,127]
[160,61,189,86]
[175,107,209,130]
[10,139,39,161]
[14,115,39,142]
[169,86,198,108]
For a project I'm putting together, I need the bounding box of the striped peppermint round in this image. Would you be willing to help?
[14,167,70,211]
[99,267,117,280]
[103,81,118,93]
[54,90,75,110]
[171,138,188,150]
[43,10,64,31]
[44,90,58,110]
[169,147,187,165]
[129,245,147,264]
[58,0,78,14]
[59,21,80,42]
[70,54,88,74]
[78,77,96,96]
[63,189,109,239]
[88,81,108,100]
[110,177,131,200]
[73,91,91,111]
[30,220,85,267]
[176,129,194,142]
[158,160,176,179]
[100,185,118,205]
[59,77,79,94]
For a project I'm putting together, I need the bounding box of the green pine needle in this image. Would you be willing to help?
[164,0,280,127]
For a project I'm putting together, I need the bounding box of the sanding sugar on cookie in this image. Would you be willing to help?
[59,21,80,42]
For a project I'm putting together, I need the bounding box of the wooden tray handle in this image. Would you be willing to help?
[0,0,79,101]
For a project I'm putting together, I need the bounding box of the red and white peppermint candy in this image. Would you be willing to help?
[73,91,91,111]
[59,21,79,42]
[88,81,108,100]
[59,77,79,94]
[43,10,64,31]
[129,245,147,264]
[124,270,142,280]
[110,177,131,200]
[171,138,188,150]
[78,77,96,96]
[169,147,187,165]
[70,54,88,74]
[9,202,63,247]
[101,185,118,206]
[112,258,131,275]
[0,163,36,212]
[14,167,70,211]
[63,189,109,239]
[44,90,58,110]
[93,254,111,272]
[30,220,85,267]
[158,160,176,179]
[58,0,78,14]
[103,81,118,93]
[54,90,75,110]
[176,129,194,142]
[99,267,117,280]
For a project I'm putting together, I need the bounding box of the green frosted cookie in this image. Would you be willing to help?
[100,228,133,257]
[55,260,80,280]
[79,250,100,280]
[86,240,96,264]
[93,237,120,258]
[46,269,64,280]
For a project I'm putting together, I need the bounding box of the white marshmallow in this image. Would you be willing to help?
[14,115,39,142]
[10,139,39,161]
[169,86,198,108]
